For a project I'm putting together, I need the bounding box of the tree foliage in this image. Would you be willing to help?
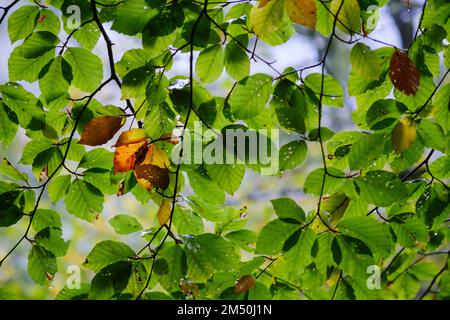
[0,0,449,301]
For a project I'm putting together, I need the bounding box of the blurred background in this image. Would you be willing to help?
[0,0,433,299]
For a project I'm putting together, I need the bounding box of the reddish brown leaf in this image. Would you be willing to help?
[389,50,420,96]
[113,140,148,174]
[114,128,148,147]
[134,164,170,190]
[79,116,123,146]
[235,275,256,294]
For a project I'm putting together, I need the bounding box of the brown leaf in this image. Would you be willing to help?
[389,50,420,96]
[286,0,317,29]
[79,116,123,146]
[114,128,148,147]
[160,133,180,145]
[235,275,256,294]
[157,199,171,225]
[113,140,148,174]
[134,164,170,190]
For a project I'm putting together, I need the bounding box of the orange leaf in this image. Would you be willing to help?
[157,199,171,225]
[114,128,148,147]
[389,50,420,96]
[286,0,317,29]
[235,275,256,294]
[113,140,147,174]
[79,116,123,146]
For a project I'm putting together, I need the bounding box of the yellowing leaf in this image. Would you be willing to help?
[79,116,123,146]
[392,117,417,154]
[114,128,148,147]
[330,0,361,34]
[113,140,147,174]
[157,199,171,225]
[235,275,256,294]
[285,0,317,29]
[250,0,286,38]
[389,50,420,96]
[133,145,171,191]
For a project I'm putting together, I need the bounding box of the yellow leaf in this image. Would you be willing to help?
[114,128,148,147]
[157,199,171,225]
[285,0,317,29]
[330,0,361,34]
[392,117,417,154]
[79,116,123,146]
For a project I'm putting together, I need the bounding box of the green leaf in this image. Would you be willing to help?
[84,240,135,272]
[121,67,153,99]
[155,244,187,292]
[279,140,307,171]
[416,184,449,227]
[79,148,114,170]
[64,47,103,92]
[303,167,346,195]
[15,31,58,58]
[172,206,204,235]
[249,0,286,38]
[270,197,305,222]
[348,134,387,170]
[0,191,23,227]
[337,216,393,256]
[8,5,39,43]
[187,168,225,204]
[0,103,18,145]
[304,73,344,107]
[272,228,315,285]
[228,73,273,119]
[0,159,27,182]
[48,175,71,203]
[65,180,104,222]
[225,229,257,251]
[350,43,382,80]
[205,163,245,195]
[224,40,250,81]
[28,245,57,285]
[8,45,55,82]
[35,9,61,36]
[355,170,408,207]
[111,0,161,35]
[390,218,428,248]
[330,0,361,34]
[35,227,70,257]
[73,21,100,50]
[89,261,132,300]
[256,219,300,255]
[38,57,72,110]
[196,44,224,83]
[109,214,143,235]
[32,209,62,232]
[416,119,446,152]
[56,283,90,300]
[185,233,240,282]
